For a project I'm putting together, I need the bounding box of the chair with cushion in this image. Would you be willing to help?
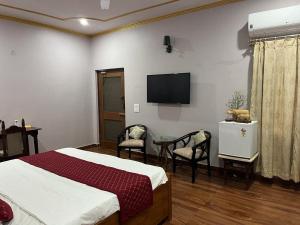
[172,130,211,183]
[117,124,147,163]
[0,119,29,162]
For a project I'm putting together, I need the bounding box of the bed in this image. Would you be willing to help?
[0,148,172,225]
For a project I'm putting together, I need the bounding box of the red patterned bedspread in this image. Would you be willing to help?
[20,151,153,223]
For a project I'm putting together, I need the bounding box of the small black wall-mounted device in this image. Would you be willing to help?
[163,35,172,53]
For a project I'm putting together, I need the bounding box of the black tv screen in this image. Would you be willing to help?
[147,73,190,104]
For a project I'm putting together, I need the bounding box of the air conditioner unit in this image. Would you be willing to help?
[248,5,300,38]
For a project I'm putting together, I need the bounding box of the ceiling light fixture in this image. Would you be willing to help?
[79,18,89,26]
[100,0,110,10]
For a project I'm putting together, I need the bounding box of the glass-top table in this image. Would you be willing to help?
[153,135,177,170]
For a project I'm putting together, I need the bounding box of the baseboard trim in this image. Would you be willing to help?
[78,144,100,150]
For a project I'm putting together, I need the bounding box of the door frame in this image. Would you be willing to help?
[96,68,125,149]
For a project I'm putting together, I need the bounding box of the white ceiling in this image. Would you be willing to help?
[0,0,220,35]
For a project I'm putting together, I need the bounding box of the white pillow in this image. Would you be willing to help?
[129,126,145,140]
[192,130,206,145]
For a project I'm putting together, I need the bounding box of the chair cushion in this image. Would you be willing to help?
[174,147,207,159]
[129,126,145,140]
[119,139,144,147]
[192,130,206,145]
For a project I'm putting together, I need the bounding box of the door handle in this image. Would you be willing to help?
[119,113,125,117]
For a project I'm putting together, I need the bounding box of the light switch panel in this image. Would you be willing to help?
[134,104,140,113]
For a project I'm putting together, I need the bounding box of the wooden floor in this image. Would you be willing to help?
[87,146,300,225]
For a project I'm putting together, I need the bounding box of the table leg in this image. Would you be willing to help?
[164,146,168,171]
[245,164,249,181]
[245,162,253,188]
[224,160,228,185]
[159,146,163,163]
[32,131,39,154]
[154,142,173,171]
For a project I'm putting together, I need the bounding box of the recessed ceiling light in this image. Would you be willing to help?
[79,18,89,26]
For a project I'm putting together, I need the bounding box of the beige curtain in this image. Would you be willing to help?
[250,37,300,183]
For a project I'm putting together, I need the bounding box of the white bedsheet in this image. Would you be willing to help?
[0,148,168,225]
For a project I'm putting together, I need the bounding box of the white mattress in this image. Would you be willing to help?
[0,148,168,225]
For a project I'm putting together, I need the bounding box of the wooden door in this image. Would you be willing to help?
[97,69,125,149]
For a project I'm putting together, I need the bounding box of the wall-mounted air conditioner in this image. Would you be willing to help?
[248,5,300,38]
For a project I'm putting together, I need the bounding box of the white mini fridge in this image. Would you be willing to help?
[219,121,258,159]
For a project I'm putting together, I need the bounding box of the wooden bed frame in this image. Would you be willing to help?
[97,174,172,225]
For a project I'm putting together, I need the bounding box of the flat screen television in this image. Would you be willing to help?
[147,73,190,104]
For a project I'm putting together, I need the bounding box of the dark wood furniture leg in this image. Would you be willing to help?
[245,162,254,188]
[207,151,211,177]
[160,143,170,171]
[143,147,147,164]
[172,155,176,173]
[224,159,228,185]
[159,146,163,163]
[164,144,169,171]
[157,144,166,168]
[192,161,197,183]
[32,131,39,154]
[27,129,40,154]
[223,158,255,188]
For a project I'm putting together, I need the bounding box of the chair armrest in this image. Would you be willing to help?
[171,131,198,149]
[189,138,210,160]
[171,131,199,144]
[140,131,147,140]
[192,137,211,153]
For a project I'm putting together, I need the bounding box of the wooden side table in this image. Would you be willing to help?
[219,152,259,188]
[0,126,41,155]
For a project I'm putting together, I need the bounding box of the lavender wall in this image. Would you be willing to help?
[91,0,300,166]
[0,20,94,153]
[2,0,300,164]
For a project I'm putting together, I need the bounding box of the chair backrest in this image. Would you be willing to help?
[195,130,211,151]
[0,119,29,158]
[126,124,148,139]
[178,130,211,148]
[204,131,211,141]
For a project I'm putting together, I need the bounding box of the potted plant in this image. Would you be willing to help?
[225,91,247,122]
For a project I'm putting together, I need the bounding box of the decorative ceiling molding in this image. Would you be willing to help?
[0,0,243,37]
[0,14,86,36]
[92,0,243,36]
[0,0,180,22]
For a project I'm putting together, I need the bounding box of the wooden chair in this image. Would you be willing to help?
[0,119,29,162]
[117,124,147,163]
[171,131,211,183]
